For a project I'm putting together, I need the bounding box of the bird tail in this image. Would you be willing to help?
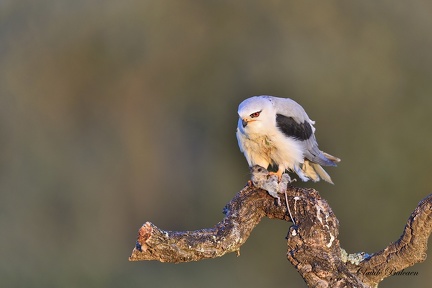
[301,160,334,184]
[322,152,341,165]
[308,150,340,167]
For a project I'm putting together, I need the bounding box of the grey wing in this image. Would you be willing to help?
[275,113,335,166]
[270,97,338,167]
[267,96,310,123]
[302,135,338,167]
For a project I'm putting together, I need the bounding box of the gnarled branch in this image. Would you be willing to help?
[129,183,288,263]
[129,169,432,287]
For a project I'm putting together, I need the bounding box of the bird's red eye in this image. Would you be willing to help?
[250,111,261,118]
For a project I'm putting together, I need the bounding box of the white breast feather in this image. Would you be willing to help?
[236,119,304,172]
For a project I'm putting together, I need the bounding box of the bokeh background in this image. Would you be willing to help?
[2,1,432,287]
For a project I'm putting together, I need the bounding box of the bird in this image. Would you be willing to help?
[236,95,340,184]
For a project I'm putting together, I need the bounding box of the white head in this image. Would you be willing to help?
[237,96,275,134]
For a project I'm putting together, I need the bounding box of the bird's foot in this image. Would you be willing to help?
[268,171,283,182]
[250,166,292,206]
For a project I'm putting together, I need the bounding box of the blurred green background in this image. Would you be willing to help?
[1,1,432,287]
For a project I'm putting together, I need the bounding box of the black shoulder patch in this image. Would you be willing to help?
[276,114,313,141]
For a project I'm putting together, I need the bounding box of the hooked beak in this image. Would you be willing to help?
[242,119,248,128]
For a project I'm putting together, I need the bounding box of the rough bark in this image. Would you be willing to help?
[129,170,432,287]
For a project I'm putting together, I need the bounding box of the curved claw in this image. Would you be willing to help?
[268,169,284,182]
